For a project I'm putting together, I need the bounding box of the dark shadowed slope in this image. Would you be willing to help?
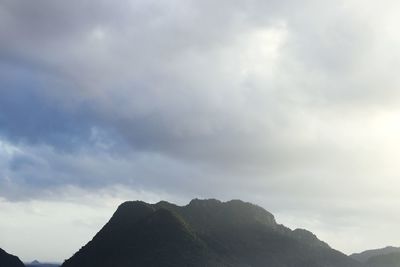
[62,199,363,267]
[0,248,25,267]
[351,246,400,263]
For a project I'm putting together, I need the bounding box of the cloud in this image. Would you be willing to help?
[1,0,400,259]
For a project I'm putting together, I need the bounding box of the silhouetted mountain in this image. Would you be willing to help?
[0,248,25,267]
[351,246,400,263]
[61,199,363,267]
[366,251,400,267]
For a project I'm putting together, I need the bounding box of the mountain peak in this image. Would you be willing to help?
[116,200,152,211]
[111,200,155,222]
[188,198,222,207]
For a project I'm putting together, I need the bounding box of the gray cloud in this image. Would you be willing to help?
[1,0,400,259]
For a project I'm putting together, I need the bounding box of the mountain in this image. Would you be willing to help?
[0,248,25,267]
[25,260,60,267]
[351,246,400,263]
[366,251,400,267]
[61,199,363,267]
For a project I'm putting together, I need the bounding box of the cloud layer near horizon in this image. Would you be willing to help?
[1,0,400,261]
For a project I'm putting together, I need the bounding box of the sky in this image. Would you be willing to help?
[1,0,400,262]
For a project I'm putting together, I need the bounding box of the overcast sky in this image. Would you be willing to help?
[1,0,400,262]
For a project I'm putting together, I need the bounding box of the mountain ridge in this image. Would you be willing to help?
[61,198,363,267]
[0,248,25,267]
[351,246,400,263]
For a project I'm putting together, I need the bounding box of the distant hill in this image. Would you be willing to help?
[25,260,60,267]
[61,199,362,267]
[366,251,400,267]
[0,248,25,267]
[351,246,400,263]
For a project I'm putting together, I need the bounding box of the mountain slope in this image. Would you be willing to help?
[351,246,400,263]
[62,199,362,267]
[0,248,25,267]
[366,251,400,267]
